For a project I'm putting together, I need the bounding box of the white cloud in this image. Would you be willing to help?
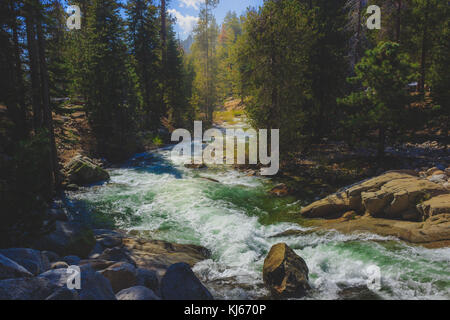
[179,0,203,10]
[168,9,199,35]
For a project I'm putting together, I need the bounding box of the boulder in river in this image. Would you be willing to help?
[65,155,110,185]
[263,243,310,299]
[269,183,291,197]
[161,262,213,300]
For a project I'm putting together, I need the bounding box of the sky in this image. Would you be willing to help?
[168,0,264,40]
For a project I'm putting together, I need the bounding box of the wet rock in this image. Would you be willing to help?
[0,277,58,300]
[32,221,96,258]
[0,254,33,279]
[65,155,110,185]
[38,265,116,300]
[263,243,310,299]
[116,286,160,300]
[0,248,50,275]
[161,263,213,300]
[99,262,137,293]
[268,229,316,238]
[269,183,290,197]
[184,163,206,169]
[338,285,382,300]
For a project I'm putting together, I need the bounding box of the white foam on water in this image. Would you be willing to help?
[67,126,450,300]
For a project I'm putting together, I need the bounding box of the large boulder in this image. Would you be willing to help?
[121,237,210,274]
[160,263,213,300]
[65,155,109,185]
[0,277,58,300]
[38,265,116,300]
[0,248,50,275]
[99,262,137,293]
[300,171,448,221]
[263,243,310,299]
[417,194,450,218]
[0,254,33,279]
[32,221,95,258]
[136,268,160,293]
[116,286,160,300]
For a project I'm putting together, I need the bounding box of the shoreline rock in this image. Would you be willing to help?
[299,170,450,248]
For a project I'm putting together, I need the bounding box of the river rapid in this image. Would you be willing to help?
[64,120,450,300]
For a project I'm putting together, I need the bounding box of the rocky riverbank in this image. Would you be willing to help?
[0,226,213,300]
[298,169,450,248]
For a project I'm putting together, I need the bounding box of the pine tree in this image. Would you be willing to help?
[81,0,140,161]
[127,0,161,129]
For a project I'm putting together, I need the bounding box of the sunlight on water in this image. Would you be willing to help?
[66,134,450,300]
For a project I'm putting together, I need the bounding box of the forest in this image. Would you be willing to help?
[0,0,449,268]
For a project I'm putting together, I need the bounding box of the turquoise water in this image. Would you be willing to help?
[66,128,450,300]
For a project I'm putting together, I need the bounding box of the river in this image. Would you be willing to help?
[64,120,450,300]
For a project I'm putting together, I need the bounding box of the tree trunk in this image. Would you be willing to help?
[37,9,59,188]
[377,127,386,158]
[395,0,402,42]
[25,3,43,132]
[419,0,430,94]
[160,0,167,123]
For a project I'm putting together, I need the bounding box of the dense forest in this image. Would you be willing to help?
[0,0,448,247]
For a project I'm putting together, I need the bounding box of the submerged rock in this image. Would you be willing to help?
[263,243,310,299]
[269,183,291,197]
[65,155,110,185]
[161,262,213,300]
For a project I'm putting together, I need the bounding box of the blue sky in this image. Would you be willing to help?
[168,0,264,39]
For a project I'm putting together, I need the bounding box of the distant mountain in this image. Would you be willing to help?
[181,34,194,54]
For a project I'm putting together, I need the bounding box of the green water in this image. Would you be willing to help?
[65,128,450,300]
